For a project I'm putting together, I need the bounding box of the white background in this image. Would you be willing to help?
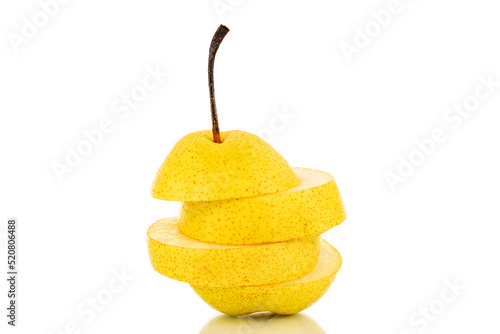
[1,0,500,333]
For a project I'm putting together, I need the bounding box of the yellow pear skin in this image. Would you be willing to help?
[179,168,346,244]
[147,218,320,287]
[151,130,300,201]
[191,240,341,315]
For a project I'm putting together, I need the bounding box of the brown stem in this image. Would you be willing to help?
[208,24,230,143]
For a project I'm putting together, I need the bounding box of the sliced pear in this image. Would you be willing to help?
[191,239,341,315]
[147,217,320,287]
[179,168,346,245]
[151,130,300,201]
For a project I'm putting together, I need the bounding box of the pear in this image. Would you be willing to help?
[199,313,327,334]
[147,217,320,287]
[191,239,341,315]
[150,26,299,202]
[179,167,346,244]
[151,130,300,202]
[147,25,346,316]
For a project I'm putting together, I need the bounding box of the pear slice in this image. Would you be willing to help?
[179,168,346,245]
[147,218,320,287]
[151,130,300,202]
[191,239,341,316]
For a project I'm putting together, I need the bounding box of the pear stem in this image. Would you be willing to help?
[208,24,230,143]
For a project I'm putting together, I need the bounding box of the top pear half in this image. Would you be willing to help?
[151,130,300,201]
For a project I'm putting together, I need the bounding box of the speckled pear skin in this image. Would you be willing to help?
[179,167,346,245]
[191,240,342,316]
[151,130,300,202]
[147,217,321,287]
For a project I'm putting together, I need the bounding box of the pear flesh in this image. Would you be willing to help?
[147,217,320,287]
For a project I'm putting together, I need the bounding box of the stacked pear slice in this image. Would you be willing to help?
[179,167,345,245]
[147,130,346,315]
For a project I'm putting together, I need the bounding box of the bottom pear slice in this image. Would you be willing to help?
[147,217,320,287]
[191,239,341,315]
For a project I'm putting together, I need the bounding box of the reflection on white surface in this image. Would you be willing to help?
[199,312,326,334]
